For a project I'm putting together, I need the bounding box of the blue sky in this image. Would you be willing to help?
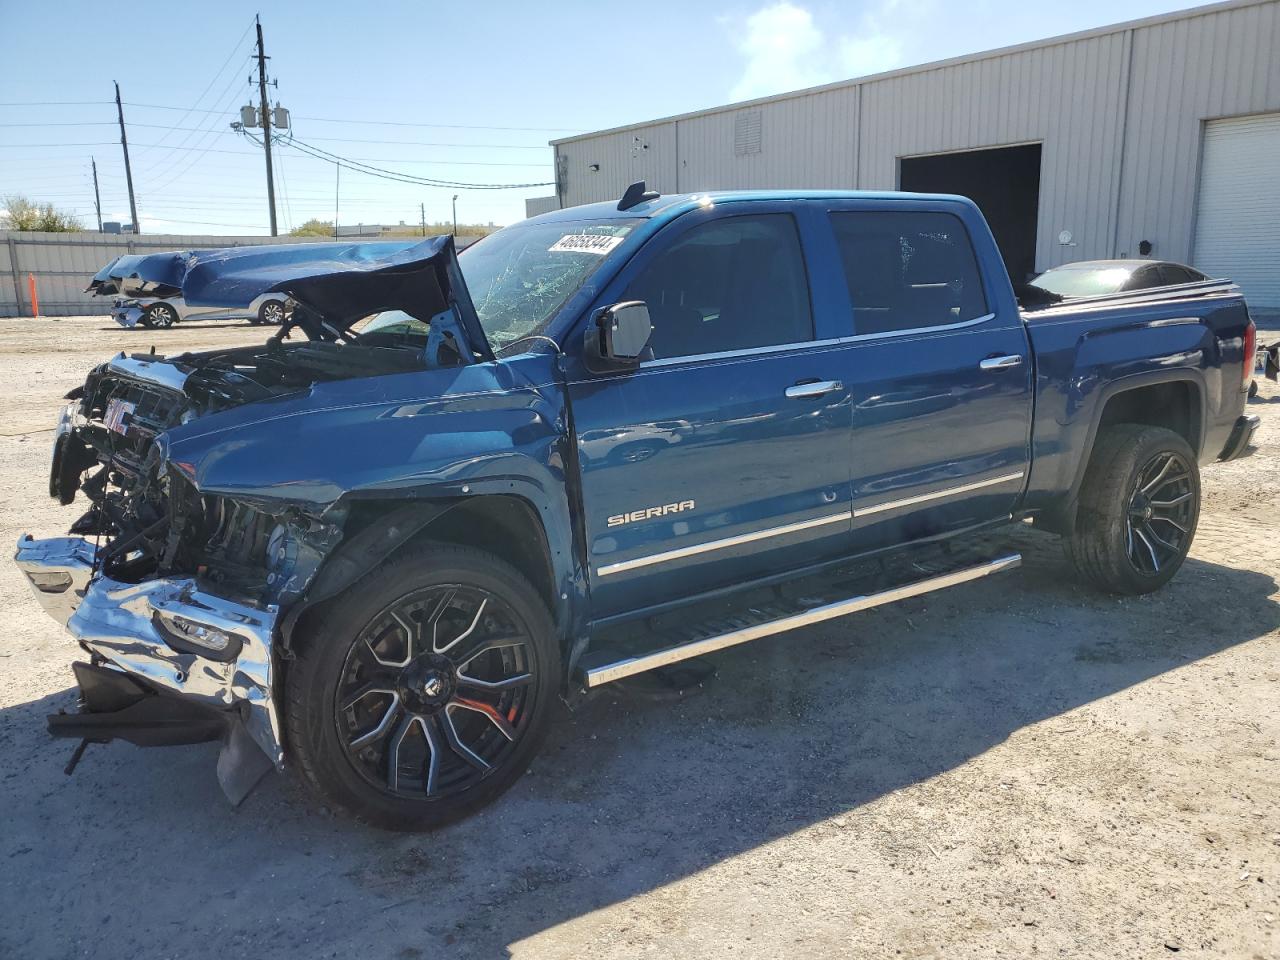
[2,0,1199,234]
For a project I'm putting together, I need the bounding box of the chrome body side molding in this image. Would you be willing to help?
[853,471,1025,518]
[596,512,848,578]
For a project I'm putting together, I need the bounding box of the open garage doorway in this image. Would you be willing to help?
[899,143,1042,283]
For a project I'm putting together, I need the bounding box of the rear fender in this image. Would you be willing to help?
[1031,370,1205,534]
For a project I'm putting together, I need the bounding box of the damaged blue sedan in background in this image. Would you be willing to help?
[86,241,414,329]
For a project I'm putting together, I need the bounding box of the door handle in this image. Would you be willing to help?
[979,355,1024,371]
[785,379,843,399]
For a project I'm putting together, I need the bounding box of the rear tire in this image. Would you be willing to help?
[1064,424,1200,594]
[285,541,560,830]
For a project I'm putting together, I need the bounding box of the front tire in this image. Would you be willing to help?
[285,542,560,830]
[144,302,178,329]
[1065,424,1200,594]
[256,299,286,325]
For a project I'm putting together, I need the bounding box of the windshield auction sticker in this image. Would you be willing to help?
[548,234,626,256]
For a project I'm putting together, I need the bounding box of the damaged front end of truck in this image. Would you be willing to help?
[16,236,501,802]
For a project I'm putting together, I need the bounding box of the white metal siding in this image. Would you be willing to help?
[857,32,1129,268]
[678,88,861,192]
[524,195,561,218]
[553,0,1280,277]
[1192,113,1280,307]
[1114,1,1280,264]
[554,124,678,205]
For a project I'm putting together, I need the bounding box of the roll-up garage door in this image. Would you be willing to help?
[1193,113,1280,309]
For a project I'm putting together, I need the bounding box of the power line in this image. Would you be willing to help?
[268,134,553,190]
[294,115,579,133]
[141,20,255,154]
[3,120,554,149]
[0,100,111,107]
[0,142,118,148]
[137,44,255,182]
[275,120,293,231]
[0,121,117,127]
[289,133,549,150]
[1,140,556,168]
[122,100,577,133]
[145,215,270,229]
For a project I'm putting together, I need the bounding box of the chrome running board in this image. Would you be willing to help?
[579,552,1021,688]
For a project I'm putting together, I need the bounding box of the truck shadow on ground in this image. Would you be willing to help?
[3,528,1277,959]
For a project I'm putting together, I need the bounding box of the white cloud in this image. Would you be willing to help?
[729,3,827,101]
[728,1,911,102]
[837,33,904,79]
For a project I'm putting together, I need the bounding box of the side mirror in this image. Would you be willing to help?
[584,300,652,373]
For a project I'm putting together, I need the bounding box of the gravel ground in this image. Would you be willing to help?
[1,315,1277,959]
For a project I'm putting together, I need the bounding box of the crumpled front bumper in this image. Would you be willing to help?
[15,534,283,768]
[111,300,144,328]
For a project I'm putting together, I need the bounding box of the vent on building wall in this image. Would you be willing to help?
[734,110,762,156]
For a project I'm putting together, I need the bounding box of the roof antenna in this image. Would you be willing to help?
[618,180,659,211]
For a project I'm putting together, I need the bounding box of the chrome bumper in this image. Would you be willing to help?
[14,535,283,767]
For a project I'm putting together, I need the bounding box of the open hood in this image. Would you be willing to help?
[86,255,142,296]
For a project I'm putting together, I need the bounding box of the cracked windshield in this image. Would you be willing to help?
[459,219,637,351]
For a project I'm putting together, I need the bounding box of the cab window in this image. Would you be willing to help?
[830,211,988,335]
[622,214,813,360]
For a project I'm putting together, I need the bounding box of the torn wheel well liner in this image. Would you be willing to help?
[280,494,558,657]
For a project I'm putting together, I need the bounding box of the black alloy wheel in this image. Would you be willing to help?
[286,542,559,830]
[1125,450,1195,576]
[336,585,537,800]
[1065,423,1200,594]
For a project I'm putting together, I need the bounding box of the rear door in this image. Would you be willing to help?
[565,203,854,619]
[822,202,1033,550]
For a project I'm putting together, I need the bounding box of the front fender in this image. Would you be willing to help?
[164,354,584,645]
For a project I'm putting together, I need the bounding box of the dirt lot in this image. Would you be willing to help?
[1,315,1277,959]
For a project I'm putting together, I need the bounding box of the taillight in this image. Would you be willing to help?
[1242,320,1256,389]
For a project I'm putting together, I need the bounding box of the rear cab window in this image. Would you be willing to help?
[829,210,988,335]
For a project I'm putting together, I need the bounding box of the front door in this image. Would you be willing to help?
[566,206,853,620]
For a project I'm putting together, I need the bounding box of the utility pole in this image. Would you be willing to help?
[90,157,103,232]
[114,83,139,234]
[333,163,340,238]
[255,16,278,236]
[420,202,426,237]
[452,195,458,237]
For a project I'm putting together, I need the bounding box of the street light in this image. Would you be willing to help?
[452,195,458,237]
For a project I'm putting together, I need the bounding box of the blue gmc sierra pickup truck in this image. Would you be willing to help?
[16,184,1259,829]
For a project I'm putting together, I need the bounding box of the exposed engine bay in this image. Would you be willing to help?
[51,342,407,606]
[50,234,489,609]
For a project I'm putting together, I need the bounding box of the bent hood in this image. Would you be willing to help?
[86,255,141,296]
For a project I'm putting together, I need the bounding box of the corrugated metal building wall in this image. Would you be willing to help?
[549,0,1280,293]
